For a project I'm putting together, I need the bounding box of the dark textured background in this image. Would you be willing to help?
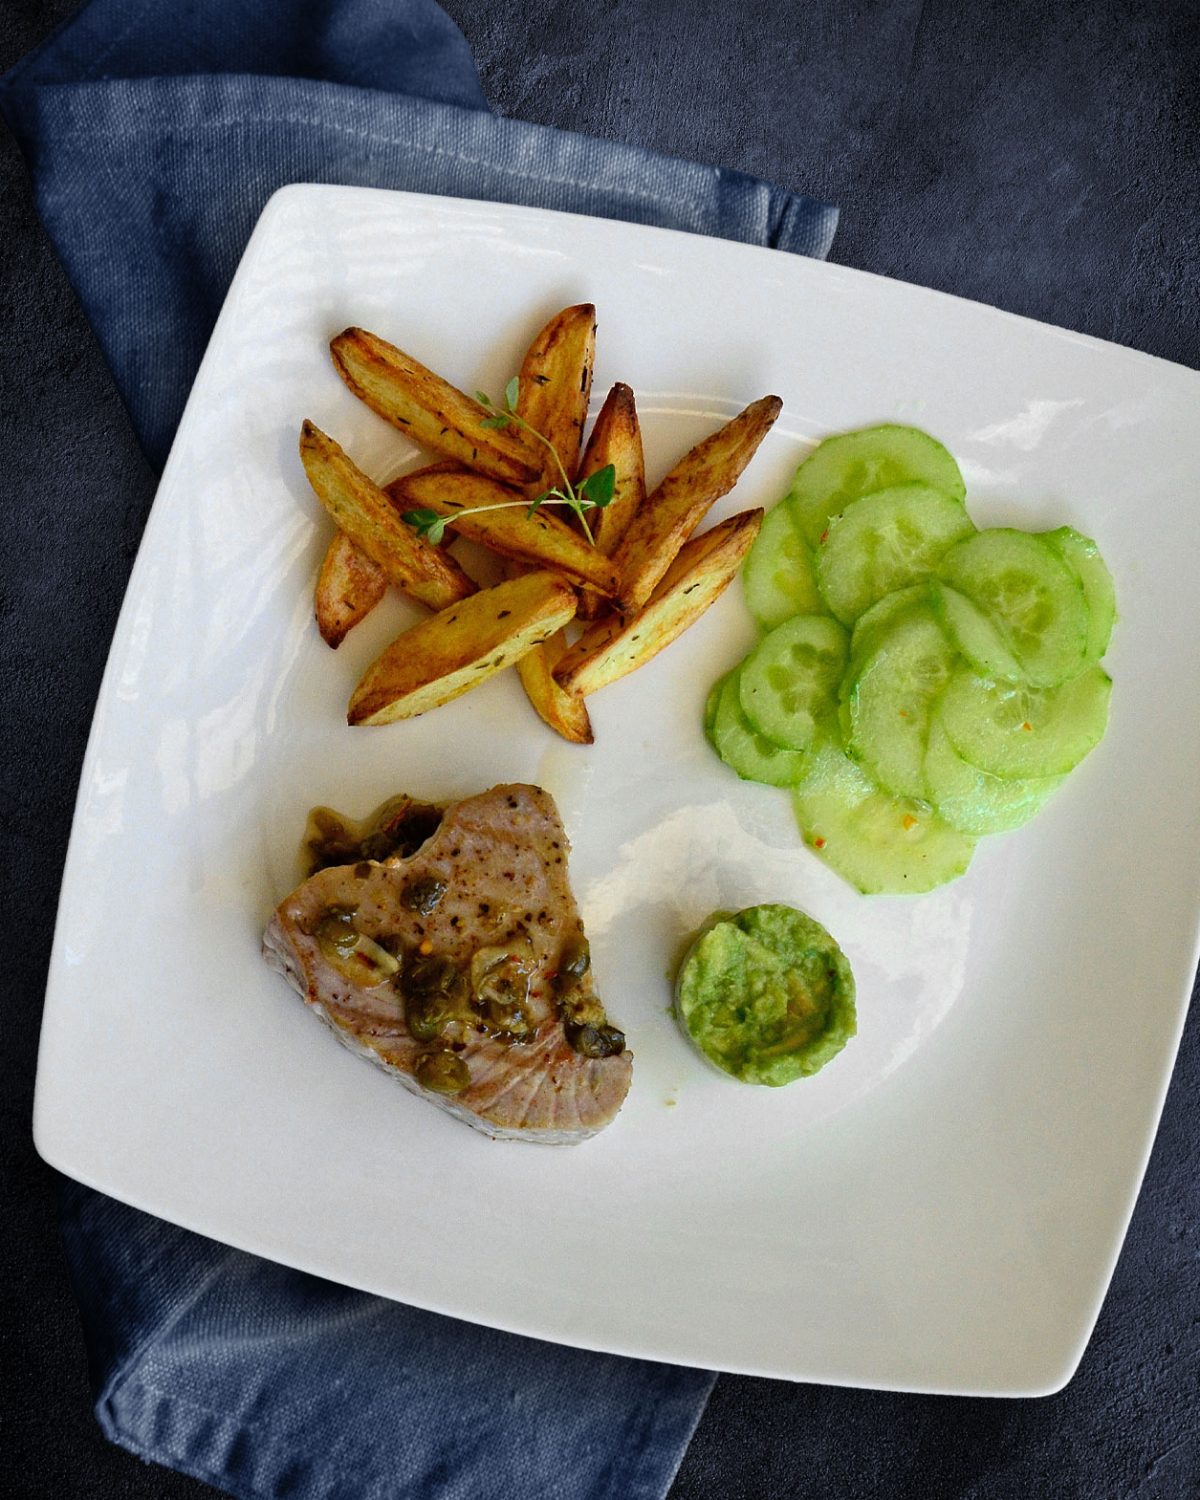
[2,1,1197,1495]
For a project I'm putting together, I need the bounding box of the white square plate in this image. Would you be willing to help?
[36,185,1200,1395]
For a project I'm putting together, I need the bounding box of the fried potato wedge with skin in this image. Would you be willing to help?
[516,303,596,490]
[315,530,387,647]
[300,423,476,611]
[500,561,593,743]
[501,310,598,742]
[577,382,646,552]
[514,629,594,744]
[555,509,763,698]
[611,395,781,615]
[387,466,619,596]
[575,381,646,618]
[330,327,541,486]
[348,570,578,726]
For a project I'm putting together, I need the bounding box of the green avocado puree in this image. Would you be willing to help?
[674,904,855,1086]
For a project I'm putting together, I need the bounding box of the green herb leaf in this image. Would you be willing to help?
[579,464,616,510]
[505,376,521,411]
[479,414,510,430]
[525,488,561,519]
[474,390,494,407]
[402,508,447,545]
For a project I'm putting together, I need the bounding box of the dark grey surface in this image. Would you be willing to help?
[2,1,1197,1496]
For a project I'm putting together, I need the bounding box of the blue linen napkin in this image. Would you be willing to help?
[4,3,837,1496]
[2,0,836,473]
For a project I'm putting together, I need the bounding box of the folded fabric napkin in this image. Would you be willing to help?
[2,0,836,473]
[4,3,836,1496]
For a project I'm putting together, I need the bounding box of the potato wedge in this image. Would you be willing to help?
[506,307,598,740]
[611,395,781,615]
[516,303,596,490]
[575,381,646,618]
[330,327,541,486]
[300,422,476,611]
[554,509,763,697]
[348,570,578,726]
[387,466,619,596]
[315,530,387,647]
[514,629,594,744]
[497,561,593,743]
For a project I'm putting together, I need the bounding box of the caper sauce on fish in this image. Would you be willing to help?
[264,785,632,1143]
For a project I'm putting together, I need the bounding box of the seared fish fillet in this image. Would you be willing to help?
[263,784,631,1142]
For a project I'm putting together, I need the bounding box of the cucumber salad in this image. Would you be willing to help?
[706,425,1115,894]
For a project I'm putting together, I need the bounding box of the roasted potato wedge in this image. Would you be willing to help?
[300,423,474,609]
[516,303,596,490]
[555,509,763,697]
[611,395,781,615]
[388,466,619,596]
[514,629,594,744]
[508,308,599,739]
[500,561,593,744]
[315,531,387,648]
[348,570,578,726]
[330,327,541,486]
[575,381,646,618]
[300,422,476,611]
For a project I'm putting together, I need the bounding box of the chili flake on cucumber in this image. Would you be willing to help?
[715,423,1115,894]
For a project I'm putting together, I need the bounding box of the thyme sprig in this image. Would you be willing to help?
[402,377,615,546]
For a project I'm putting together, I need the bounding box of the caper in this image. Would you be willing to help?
[481,998,531,1040]
[405,952,467,1003]
[561,994,605,1029]
[305,810,359,873]
[555,935,591,992]
[415,1051,470,1094]
[406,990,451,1043]
[314,908,359,962]
[566,1020,625,1059]
[401,875,448,915]
[362,803,443,861]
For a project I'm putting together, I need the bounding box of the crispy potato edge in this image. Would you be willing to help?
[387,467,619,596]
[329,327,541,486]
[348,571,578,726]
[516,303,596,491]
[555,509,763,697]
[299,420,476,611]
[612,395,781,615]
[315,530,387,648]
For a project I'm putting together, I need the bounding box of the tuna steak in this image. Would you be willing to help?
[263,784,631,1142]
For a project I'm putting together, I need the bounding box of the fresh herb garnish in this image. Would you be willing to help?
[401,507,450,545]
[401,378,615,547]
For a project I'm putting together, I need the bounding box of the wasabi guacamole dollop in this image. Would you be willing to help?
[674,904,855,1086]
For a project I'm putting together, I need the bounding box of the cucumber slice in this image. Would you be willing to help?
[940,664,1112,778]
[924,716,1064,834]
[742,502,824,630]
[836,695,854,752]
[845,601,958,799]
[1042,526,1116,664]
[711,671,810,787]
[787,425,966,548]
[843,583,929,693]
[792,745,977,895]
[929,580,1023,682]
[738,615,848,750]
[703,673,727,741]
[816,484,976,624]
[938,528,1088,688]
